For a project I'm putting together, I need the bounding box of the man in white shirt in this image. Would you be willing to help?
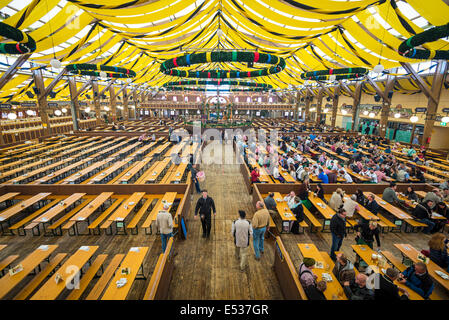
[284,191,296,208]
[156,204,173,253]
[232,210,253,271]
[340,170,353,183]
[368,168,378,183]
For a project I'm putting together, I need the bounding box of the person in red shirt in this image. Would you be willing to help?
[251,167,260,183]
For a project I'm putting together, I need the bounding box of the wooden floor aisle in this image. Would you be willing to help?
[168,141,284,299]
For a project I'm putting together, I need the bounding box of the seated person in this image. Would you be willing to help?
[298,257,317,288]
[332,253,355,284]
[250,168,260,183]
[315,183,326,202]
[399,262,435,299]
[405,186,419,202]
[382,182,406,206]
[284,191,296,208]
[428,233,449,272]
[342,194,360,218]
[304,280,327,300]
[343,273,374,300]
[317,167,329,184]
[365,193,380,216]
[263,192,277,213]
[290,197,305,234]
[355,189,367,206]
[412,199,436,234]
[375,268,409,300]
[329,188,344,212]
[423,189,442,210]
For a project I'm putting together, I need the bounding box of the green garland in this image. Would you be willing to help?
[66,64,136,78]
[398,23,449,60]
[164,86,270,92]
[160,51,286,78]
[0,22,36,54]
[300,68,368,81]
[163,80,273,89]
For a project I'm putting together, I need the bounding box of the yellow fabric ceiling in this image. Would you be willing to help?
[0,0,446,101]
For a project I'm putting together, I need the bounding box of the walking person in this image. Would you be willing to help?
[194,190,216,238]
[231,210,253,272]
[156,204,173,253]
[251,201,270,261]
[330,207,347,261]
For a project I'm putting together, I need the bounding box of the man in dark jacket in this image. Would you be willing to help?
[329,208,347,261]
[195,190,216,238]
[399,262,435,299]
[365,193,380,216]
[343,273,374,300]
[354,220,381,249]
[412,200,436,234]
[375,268,409,300]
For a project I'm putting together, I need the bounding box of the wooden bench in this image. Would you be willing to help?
[404,219,428,233]
[85,254,125,300]
[126,198,156,235]
[376,213,397,233]
[303,207,322,233]
[66,254,108,300]
[88,198,124,235]
[48,200,92,236]
[0,255,20,276]
[9,198,61,236]
[346,218,357,234]
[13,253,67,300]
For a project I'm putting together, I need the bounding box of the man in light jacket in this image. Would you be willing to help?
[232,210,253,272]
[156,204,173,253]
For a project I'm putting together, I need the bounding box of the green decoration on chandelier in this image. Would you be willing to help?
[0,22,36,55]
[66,63,136,78]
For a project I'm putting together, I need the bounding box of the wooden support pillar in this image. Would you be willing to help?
[0,54,31,91]
[315,88,324,126]
[133,91,139,119]
[32,65,52,136]
[68,77,80,131]
[91,78,101,125]
[331,86,340,128]
[379,70,397,138]
[351,82,363,131]
[123,86,129,121]
[109,86,117,122]
[304,91,310,122]
[422,60,448,148]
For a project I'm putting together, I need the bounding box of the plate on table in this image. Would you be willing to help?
[379,201,387,205]
[322,273,333,282]
[435,270,449,280]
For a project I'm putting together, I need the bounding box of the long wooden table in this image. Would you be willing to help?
[351,245,423,300]
[0,193,52,222]
[101,247,149,300]
[0,245,58,299]
[297,243,347,300]
[394,243,449,293]
[30,245,99,300]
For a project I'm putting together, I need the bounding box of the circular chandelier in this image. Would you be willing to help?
[0,22,36,55]
[163,86,270,92]
[66,64,136,78]
[300,68,368,81]
[160,51,286,79]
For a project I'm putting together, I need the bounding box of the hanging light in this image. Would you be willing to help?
[323,108,329,113]
[342,109,348,115]
[309,107,316,111]
[54,109,62,116]
[363,110,369,116]
[61,108,67,113]
[329,74,336,82]
[7,112,17,120]
[85,107,91,113]
[99,71,107,79]
[369,112,375,118]
[442,116,449,123]
[373,64,384,74]
[50,58,62,69]
[26,110,34,116]
[410,115,419,123]
[104,106,110,111]
[217,28,223,38]
[394,113,401,118]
